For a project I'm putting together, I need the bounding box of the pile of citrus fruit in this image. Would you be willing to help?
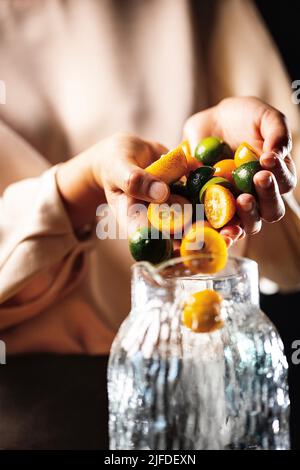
[128,136,262,334]
[129,136,261,275]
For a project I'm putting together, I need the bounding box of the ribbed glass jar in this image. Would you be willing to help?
[108,256,290,450]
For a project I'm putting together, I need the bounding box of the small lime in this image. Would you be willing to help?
[129,227,173,264]
[199,177,233,203]
[186,166,215,202]
[195,137,233,165]
[232,161,261,194]
[169,180,188,198]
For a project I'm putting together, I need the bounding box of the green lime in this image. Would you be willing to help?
[195,137,233,165]
[129,227,173,264]
[232,161,261,194]
[220,142,234,159]
[169,180,188,198]
[186,166,215,202]
[199,177,233,203]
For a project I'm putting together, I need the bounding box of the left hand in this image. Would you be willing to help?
[183,96,297,246]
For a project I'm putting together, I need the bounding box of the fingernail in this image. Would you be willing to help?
[258,175,273,189]
[243,200,253,212]
[148,181,169,201]
[221,226,243,239]
[223,236,233,248]
[262,155,277,168]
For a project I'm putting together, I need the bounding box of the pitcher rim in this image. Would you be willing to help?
[131,255,258,285]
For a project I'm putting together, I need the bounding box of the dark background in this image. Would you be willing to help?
[0,0,299,453]
[255,0,300,449]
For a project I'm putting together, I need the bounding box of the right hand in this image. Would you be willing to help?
[183,97,297,245]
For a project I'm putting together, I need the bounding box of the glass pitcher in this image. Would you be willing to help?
[108,255,290,450]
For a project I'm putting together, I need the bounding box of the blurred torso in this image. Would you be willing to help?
[0,0,242,354]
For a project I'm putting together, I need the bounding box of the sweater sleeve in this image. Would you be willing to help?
[0,165,94,330]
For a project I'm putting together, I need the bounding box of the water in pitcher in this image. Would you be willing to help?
[108,256,290,450]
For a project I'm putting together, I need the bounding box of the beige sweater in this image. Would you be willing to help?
[0,0,299,355]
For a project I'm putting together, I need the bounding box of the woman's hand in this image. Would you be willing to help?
[183,96,297,246]
[56,133,170,232]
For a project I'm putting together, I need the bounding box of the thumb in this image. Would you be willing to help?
[111,141,170,203]
[261,107,292,157]
[122,165,170,202]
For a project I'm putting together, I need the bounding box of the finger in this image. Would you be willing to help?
[260,108,292,157]
[235,193,262,235]
[260,151,297,194]
[222,235,233,248]
[183,108,215,153]
[123,166,170,202]
[106,191,150,238]
[108,143,170,202]
[220,224,244,243]
[253,171,285,222]
[126,196,150,236]
[238,231,246,241]
[172,240,181,252]
[219,215,245,245]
